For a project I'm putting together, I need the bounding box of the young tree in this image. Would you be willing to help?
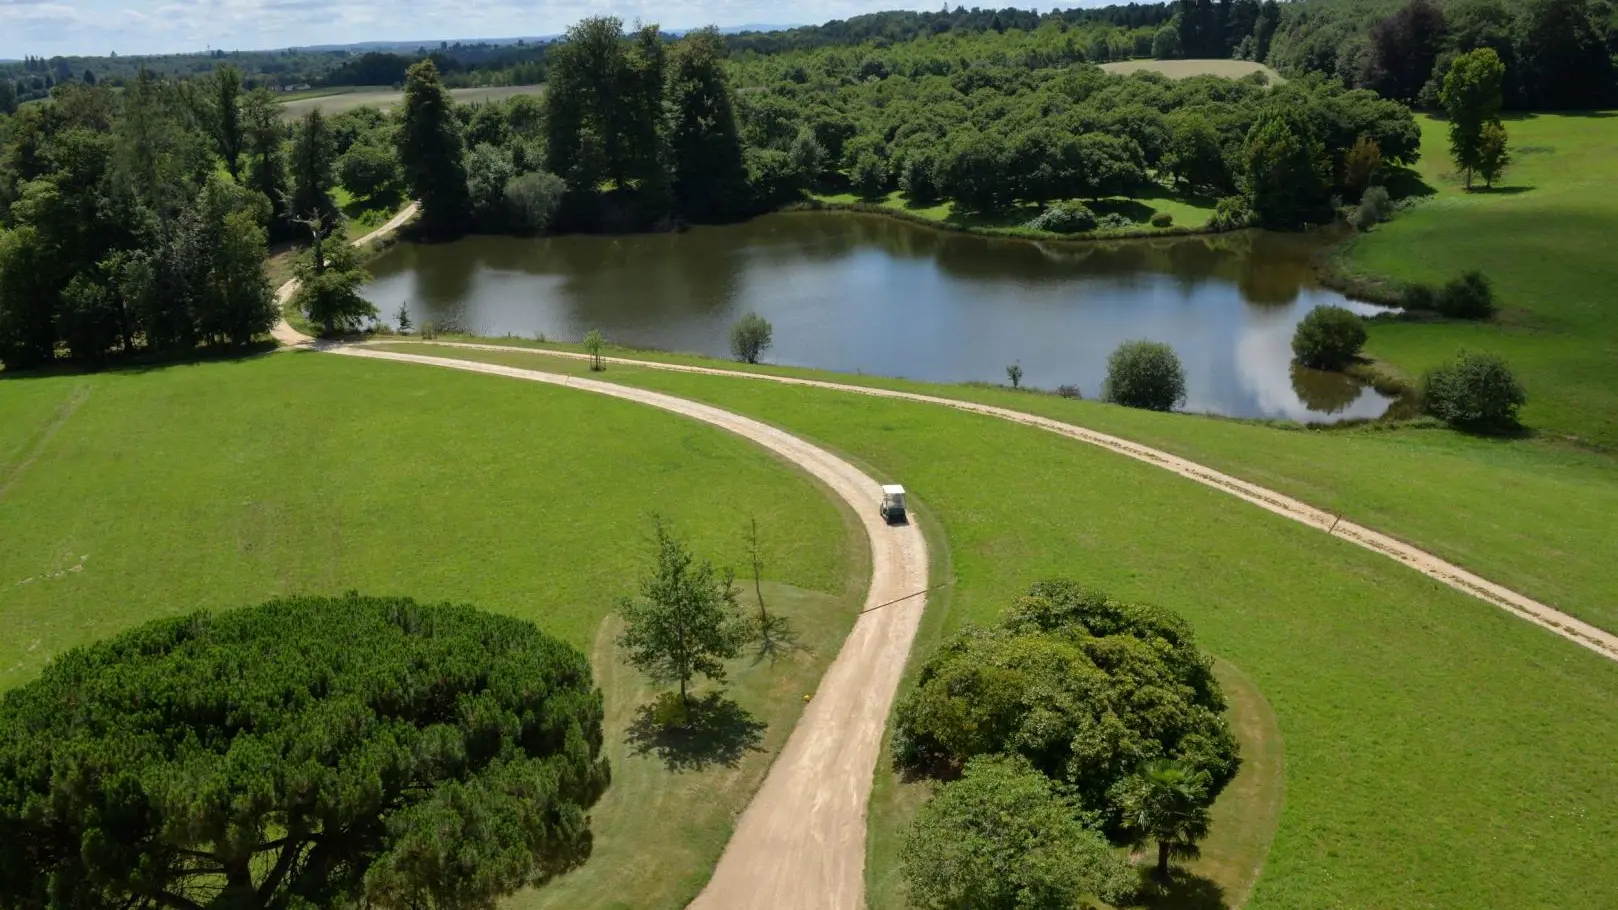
[1103,340,1188,412]
[1476,120,1511,189]
[729,312,773,364]
[0,596,609,910]
[667,28,748,220]
[1422,350,1526,432]
[1117,759,1215,883]
[618,519,745,712]
[289,108,338,226]
[210,64,245,180]
[398,59,470,236]
[1006,362,1024,389]
[902,756,1137,910]
[584,327,606,370]
[1342,135,1382,198]
[1440,48,1506,189]
[291,225,376,335]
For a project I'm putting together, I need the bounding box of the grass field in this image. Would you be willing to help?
[1338,111,1618,448]
[394,338,1618,636]
[0,354,864,908]
[811,185,1219,233]
[372,342,1618,910]
[1100,58,1284,82]
[279,84,545,118]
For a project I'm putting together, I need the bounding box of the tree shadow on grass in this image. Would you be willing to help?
[1382,166,1438,200]
[626,692,767,773]
[1468,185,1536,195]
[1133,869,1229,910]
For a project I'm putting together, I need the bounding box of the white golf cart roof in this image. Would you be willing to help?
[882,485,906,498]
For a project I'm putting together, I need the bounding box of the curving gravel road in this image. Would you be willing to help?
[328,344,931,910]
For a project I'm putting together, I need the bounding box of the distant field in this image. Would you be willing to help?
[279,83,544,118]
[1100,58,1284,81]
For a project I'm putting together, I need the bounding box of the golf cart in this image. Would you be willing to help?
[880,485,908,525]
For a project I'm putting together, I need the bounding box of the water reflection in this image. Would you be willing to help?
[363,212,1395,421]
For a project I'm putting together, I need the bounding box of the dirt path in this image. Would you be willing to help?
[327,345,930,910]
[370,339,1618,665]
[270,203,419,346]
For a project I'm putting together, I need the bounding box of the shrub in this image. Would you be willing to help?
[1292,305,1368,370]
[1024,200,1097,234]
[1436,270,1497,319]
[1352,185,1394,231]
[1096,212,1136,230]
[1104,340,1187,411]
[1400,282,1438,311]
[1208,194,1256,230]
[0,596,609,910]
[729,312,774,364]
[1151,211,1174,228]
[505,171,567,235]
[1056,384,1083,399]
[1423,351,1527,432]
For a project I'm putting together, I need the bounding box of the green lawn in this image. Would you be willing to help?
[811,185,1217,234]
[0,353,867,908]
[394,338,1618,636]
[381,342,1618,910]
[1340,111,1618,448]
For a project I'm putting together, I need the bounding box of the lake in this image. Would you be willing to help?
[362,212,1395,422]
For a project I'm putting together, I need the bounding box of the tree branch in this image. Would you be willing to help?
[152,891,206,910]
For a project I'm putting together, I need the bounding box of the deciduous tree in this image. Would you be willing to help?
[289,108,338,226]
[209,64,244,180]
[1103,340,1188,411]
[667,28,748,219]
[1440,48,1506,189]
[618,519,745,712]
[729,312,774,364]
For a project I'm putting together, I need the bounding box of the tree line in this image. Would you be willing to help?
[1265,0,1618,109]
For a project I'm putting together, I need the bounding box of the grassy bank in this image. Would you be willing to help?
[1332,111,1618,448]
[0,354,864,908]
[386,338,1618,635]
[368,342,1618,910]
[807,186,1219,239]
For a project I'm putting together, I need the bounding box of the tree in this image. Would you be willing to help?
[241,88,289,235]
[1165,114,1229,192]
[1436,270,1498,318]
[729,312,774,364]
[667,28,748,220]
[289,108,338,226]
[1422,350,1527,432]
[398,59,470,236]
[1440,49,1506,189]
[1242,108,1328,226]
[1153,25,1184,59]
[1116,759,1214,882]
[466,143,517,230]
[0,595,610,910]
[1103,340,1188,411]
[584,328,606,370]
[1514,0,1616,110]
[1476,120,1511,189]
[1006,362,1024,389]
[617,519,745,713]
[209,64,244,180]
[851,151,888,198]
[1342,135,1382,198]
[505,171,568,235]
[893,581,1238,826]
[901,756,1137,910]
[1292,305,1368,370]
[1366,0,1448,103]
[338,140,401,202]
[291,225,375,335]
[0,79,16,115]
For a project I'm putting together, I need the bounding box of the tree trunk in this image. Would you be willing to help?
[1156,840,1173,882]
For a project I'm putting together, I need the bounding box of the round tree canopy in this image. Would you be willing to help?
[0,595,608,910]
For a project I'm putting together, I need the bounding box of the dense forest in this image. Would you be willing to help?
[1266,0,1618,109]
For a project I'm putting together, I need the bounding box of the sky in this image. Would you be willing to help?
[2,1,1109,60]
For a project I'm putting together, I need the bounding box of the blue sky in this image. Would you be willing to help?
[3,1,1107,60]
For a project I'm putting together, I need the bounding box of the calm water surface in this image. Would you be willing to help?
[363,212,1393,421]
